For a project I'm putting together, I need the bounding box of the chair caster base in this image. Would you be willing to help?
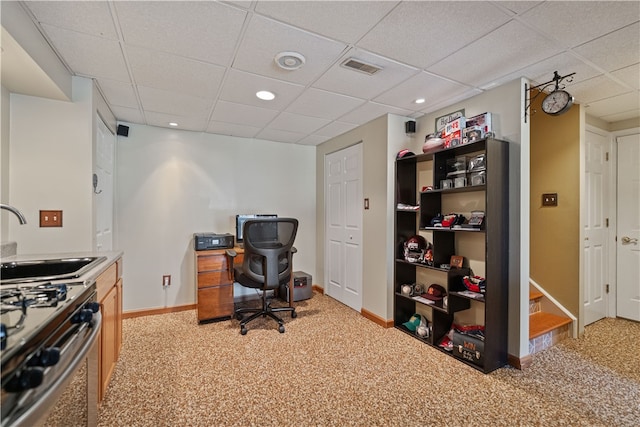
[241,326,248,335]
[278,324,285,333]
[291,310,297,318]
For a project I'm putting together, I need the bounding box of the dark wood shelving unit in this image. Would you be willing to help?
[393,138,509,373]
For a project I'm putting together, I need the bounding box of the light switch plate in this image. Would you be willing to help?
[40,210,63,227]
[542,193,558,206]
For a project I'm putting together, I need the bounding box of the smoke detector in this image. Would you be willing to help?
[275,51,306,70]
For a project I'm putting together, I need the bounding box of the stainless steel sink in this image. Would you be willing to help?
[0,256,107,284]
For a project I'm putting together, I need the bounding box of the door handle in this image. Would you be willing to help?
[621,236,638,245]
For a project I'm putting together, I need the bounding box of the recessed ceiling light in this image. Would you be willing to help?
[415,98,426,104]
[256,90,275,101]
[274,51,305,71]
[169,122,178,127]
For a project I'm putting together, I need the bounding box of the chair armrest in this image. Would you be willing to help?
[226,249,237,258]
[291,246,297,254]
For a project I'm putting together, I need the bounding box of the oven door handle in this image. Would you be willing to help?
[9,311,102,427]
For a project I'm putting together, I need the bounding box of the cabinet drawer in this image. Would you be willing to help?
[197,271,230,288]
[96,262,117,301]
[197,285,233,321]
[197,255,227,272]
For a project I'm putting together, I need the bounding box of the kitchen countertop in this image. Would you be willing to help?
[1,250,124,284]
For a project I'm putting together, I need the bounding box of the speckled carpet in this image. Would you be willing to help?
[74,292,640,426]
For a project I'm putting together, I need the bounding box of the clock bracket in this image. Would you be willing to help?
[524,70,575,122]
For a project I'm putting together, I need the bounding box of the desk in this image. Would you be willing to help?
[194,247,294,323]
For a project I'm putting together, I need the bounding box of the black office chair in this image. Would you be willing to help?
[227,218,298,335]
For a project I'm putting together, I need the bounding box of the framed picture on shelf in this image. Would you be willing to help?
[450,255,464,269]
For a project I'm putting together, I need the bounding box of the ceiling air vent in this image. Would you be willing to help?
[340,58,382,75]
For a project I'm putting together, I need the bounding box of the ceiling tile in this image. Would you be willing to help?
[97,78,138,109]
[493,1,543,15]
[567,74,630,105]
[611,63,640,90]
[297,134,330,146]
[483,52,601,91]
[219,69,305,110]
[339,101,412,125]
[206,121,261,138]
[114,1,246,65]
[126,46,225,99]
[25,1,118,39]
[428,20,563,87]
[573,23,640,73]
[358,1,512,69]
[314,121,359,138]
[40,24,129,81]
[269,112,331,134]
[210,100,279,128]
[520,1,640,48]
[583,91,640,118]
[373,72,473,111]
[285,88,365,119]
[232,15,347,85]
[254,1,399,43]
[137,86,213,117]
[144,111,208,132]
[110,106,144,125]
[313,48,419,100]
[256,128,305,144]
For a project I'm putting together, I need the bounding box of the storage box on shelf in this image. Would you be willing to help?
[394,137,508,373]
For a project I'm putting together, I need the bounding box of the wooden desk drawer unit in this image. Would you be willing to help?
[195,249,237,323]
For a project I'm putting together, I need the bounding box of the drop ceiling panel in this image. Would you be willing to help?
[126,46,226,99]
[285,88,365,119]
[114,1,246,65]
[520,1,640,48]
[97,78,138,108]
[219,69,305,110]
[314,121,359,138]
[110,106,144,124]
[584,91,640,119]
[40,24,129,81]
[297,134,330,146]
[573,23,640,73]
[210,100,279,127]
[339,101,413,125]
[206,121,261,138]
[138,86,213,117]
[358,1,512,69]
[428,20,563,87]
[313,48,419,100]
[567,75,631,105]
[611,64,640,90]
[373,72,472,111]
[256,127,305,144]
[25,1,118,39]
[254,0,399,43]
[144,111,208,132]
[233,15,348,85]
[269,112,331,134]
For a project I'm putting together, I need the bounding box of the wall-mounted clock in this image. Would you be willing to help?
[541,89,574,116]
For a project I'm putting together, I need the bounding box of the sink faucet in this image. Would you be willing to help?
[0,204,27,224]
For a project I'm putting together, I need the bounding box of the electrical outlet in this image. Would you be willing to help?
[162,275,171,287]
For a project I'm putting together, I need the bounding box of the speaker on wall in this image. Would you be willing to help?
[405,121,416,134]
[117,124,129,137]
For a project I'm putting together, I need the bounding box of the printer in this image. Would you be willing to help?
[194,233,234,250]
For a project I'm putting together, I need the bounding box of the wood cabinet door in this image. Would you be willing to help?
[100,285,117,400]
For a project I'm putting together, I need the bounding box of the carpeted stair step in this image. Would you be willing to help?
[529,312,572,339]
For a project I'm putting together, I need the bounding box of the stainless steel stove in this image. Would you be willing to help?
[1,279,101,426]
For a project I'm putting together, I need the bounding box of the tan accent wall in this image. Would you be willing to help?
[530,92,581,316]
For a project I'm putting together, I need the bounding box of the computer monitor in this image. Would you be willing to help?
[235,214,277,245]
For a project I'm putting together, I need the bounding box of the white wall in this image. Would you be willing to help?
[1,85,11,239]
[8,77,94,253]
[115,123,316,312]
